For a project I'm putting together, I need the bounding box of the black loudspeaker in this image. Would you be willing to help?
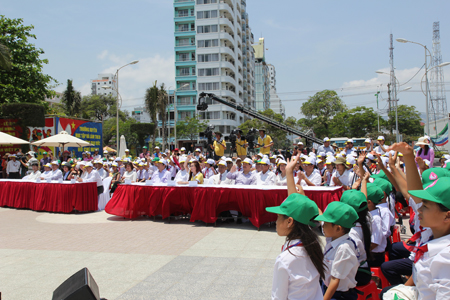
[52,268,100,300]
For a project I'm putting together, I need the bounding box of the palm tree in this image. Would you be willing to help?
[144,81,160,148]
[61,79,82,117]
[0,42,12,71]
[157,84,168,150]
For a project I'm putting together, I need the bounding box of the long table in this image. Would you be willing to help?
[105,184,343,228]
[0,179,98,213]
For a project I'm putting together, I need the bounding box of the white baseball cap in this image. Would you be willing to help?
[346,157,356,166]
[103,150,108,154]
[225,158,233,163]
[423,159,430,167]
[317,152,326,158]
[84,162,93,168]
[345,139,354,144]
[258,157,270,165]
[277,159,287,166]
[112,162,118,167]
[44,163,51,168]
[195,148,201,152]
[323,137,330,142]
[179,157,186,163]
[366,153,375,161]
[325,157,336,165]
[303,156,316,165]
[180,147,186,151]
[364,138,371,144]
[206,159,215,165]
[297,141,303,145]
[218,161,226,166]
[154,146,160,149]
[125,149,130,152]
[51,161,59,166]
[377,136,385,141]
[242,158,252,164]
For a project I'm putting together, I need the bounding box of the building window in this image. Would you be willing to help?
[198,82,220,91]
[177,9,189,17]
[198,53,219,62]
[197,10,218,19]
[197,0,217,3]
[199,111,221,120]
[197,25,218,34]
[197,39,219,48]
[198,68,219,76]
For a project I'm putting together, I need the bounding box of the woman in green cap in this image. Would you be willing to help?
[265,193,325,300]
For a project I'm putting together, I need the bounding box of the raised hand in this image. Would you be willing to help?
[388,151,397,167]
[357,151,366,166]
[415,156,425,170]
[230,165,236,173]
[286,154,300,174]
[387,142,414,156]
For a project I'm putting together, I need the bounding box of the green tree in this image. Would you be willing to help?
[331,106,378,137]
[298,90,346,138]
[130,123,155,148]
[388,104,423,137]
[0,42,12,71]
[80,94,117,121]
[144,81,160,148]
[102,111,138,147]
[61,79,82,117]
[176,116,208,142]
[0,16,56,104]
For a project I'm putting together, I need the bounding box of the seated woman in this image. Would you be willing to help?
[68,162,83,180]
[178,155,204,185]
[22,161,41,180]
[62,162,72,181]
[40,163,52,179]
[120,162,137,183]
[109,162,121,193]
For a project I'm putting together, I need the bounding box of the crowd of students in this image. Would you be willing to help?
[266,135,450,300]
[6,129,449,299]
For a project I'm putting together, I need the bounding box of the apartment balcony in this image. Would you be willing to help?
[174,0,195,8]
[174,43,196,52]
[175,74,197,82]
[218,2,234,16]
[174,13,195,22]
[219,17,235,31]
[220,61,235,70]
[174,28,196,37]
[175,59,196,67]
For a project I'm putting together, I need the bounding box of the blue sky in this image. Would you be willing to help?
[3,0,450,120]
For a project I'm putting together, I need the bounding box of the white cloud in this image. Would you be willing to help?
[97,50,109,60]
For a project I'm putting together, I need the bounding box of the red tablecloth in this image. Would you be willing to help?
[106,185,343,228]
[0,180,98,213]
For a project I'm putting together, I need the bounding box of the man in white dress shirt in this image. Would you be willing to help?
[330,157,354,191]
[374,136,388,155]
[256,157,276,185]
[94,160,107,180]
[211,161,234,185]
[47,161,63,181]
[6,154,21,179]
[77,162,104,195]
[151,158,171,184]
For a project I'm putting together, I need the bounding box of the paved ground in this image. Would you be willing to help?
[0,207,412,300]
[0,207,286,300]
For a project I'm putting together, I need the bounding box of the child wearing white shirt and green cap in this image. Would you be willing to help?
[315,201,360,300]
[265,194,325,300]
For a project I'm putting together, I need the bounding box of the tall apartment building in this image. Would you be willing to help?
[90,73,117,97]
[174,0,255,141]
[253,38,270,111]
[268,64,285,118]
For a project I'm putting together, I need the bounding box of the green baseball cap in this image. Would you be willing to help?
[366,185,384,204]
[371,170,389,181]
[152,157,160,162]
[314,201,358,229]
[43,152,48,155]
[340,190,368,212]
[143,146,148,149]
[421,168,450,188]
[370,178,392,195]
[444,161,450,170]
[409,177,450,210]
[265,194,319,227]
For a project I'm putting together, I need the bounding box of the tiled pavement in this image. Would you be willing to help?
[0,207,286,300]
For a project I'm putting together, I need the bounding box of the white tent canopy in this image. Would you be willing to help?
[31,131,93,149]
[0,131,30,145]
[118,135,126,158]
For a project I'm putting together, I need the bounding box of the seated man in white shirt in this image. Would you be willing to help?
[150,158,171,184]
[46,161,63,181]
[256,157,276,185]
[40,163,52,179]
[22,162,41,181]
[330,157,354,191]
[211,161,234,185]
[296,156,322,187]
[174,156,189,183]
[94,160,107,180]
[77,162,104,195]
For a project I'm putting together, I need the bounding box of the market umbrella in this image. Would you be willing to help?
[103,146,117,153]
[118,135,127,158]
[0,131,30,145]
[31,130,93,152]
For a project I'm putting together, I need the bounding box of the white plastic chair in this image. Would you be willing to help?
[98,177,112,211]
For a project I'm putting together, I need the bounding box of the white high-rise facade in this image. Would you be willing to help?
[174,0,255,139]
[90,73,117,97]
[268,64,285,118]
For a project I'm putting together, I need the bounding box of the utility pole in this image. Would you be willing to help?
[375,91,380,132]
[387,83,393,133]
